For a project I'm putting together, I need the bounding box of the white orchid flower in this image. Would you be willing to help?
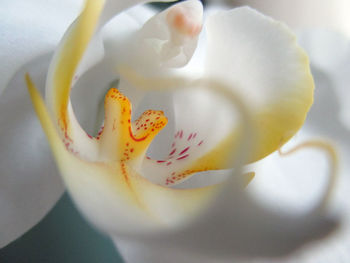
[1,0,341,262]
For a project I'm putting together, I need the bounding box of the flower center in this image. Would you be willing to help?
[97,88,167,165]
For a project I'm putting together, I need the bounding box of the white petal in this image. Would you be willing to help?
[141,87,238,186]
[73,3,174,110]
[101,6,157,108]
[229,0,350,38]
[26,78,239,237]
[124,6,315,186]
[252,136,332,214]
[104,0,203,77]
[299,30,350,131]
[250,128,350,262]
[34,0,201,165]
[0,55,64,248]
[69,6,158,134]
[77,0,179,83]
[27,70,338,259]
[133,89,176,159]
[275,38,350,261]
[112,174,338,259]
[298,29,350,73]
[303,67,349,141]
[117,69,256,186]
[0,0,83,93]
[205,6,309,111]
[98,0,175,29]
[205,7,314,161]
[43,0,176,160]
[75,4,156,87]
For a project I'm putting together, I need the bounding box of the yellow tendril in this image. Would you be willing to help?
[278,140,338,212]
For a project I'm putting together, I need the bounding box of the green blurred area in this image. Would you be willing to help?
[0,193,124,263]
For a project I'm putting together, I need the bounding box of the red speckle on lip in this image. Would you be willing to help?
[169,148,176,156]
[179,146,190,155]
[187,133,193,141]
[176,154,189,160]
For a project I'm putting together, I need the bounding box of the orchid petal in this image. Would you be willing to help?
[205,7,314,162]
[231,0,350,38]
[98,0,174,30]
[45,0,104,161]
[123,7,314,185]
[21,0,339,258]
[118,67,256,186]
[0,0,85,248]
[115,140,339,261]
[112,172,337,260]
[103,0,203,110]
[0,0,83,93]
[26,74,236,233]
[298,29,350,130]
[75,4,158,88]
[141,87,242,186]
[74,0,181,111]
[73,2,178,113]
[71,7,155,135]
[68,1,201,132]
[0,0,169,248]
[114,201,336,261]
[0,56,64,248]
[44,0,185,161]
[27,74,336,259]
[104,0,202,74]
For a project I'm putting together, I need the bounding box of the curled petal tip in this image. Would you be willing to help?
[279,139,339,212]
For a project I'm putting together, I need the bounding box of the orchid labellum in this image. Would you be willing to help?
[0,0,340,262]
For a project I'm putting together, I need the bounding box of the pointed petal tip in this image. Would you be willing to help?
[25,73,41,106]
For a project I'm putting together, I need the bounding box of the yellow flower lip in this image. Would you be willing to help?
[98,87,168,163]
